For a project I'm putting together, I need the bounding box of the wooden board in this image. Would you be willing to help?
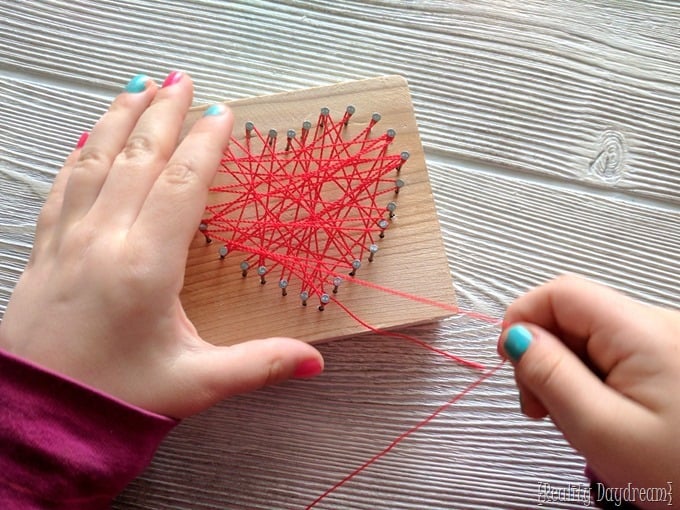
[180,76,456,345]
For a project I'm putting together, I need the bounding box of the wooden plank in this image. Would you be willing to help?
[180,76,456,345]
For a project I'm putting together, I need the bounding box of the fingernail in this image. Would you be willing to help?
[203,104,226,116]
[124,74,150,93]
[75,131,89,149]
[293,358,323,379]
[504,325,532,362]
[162,70,183,87]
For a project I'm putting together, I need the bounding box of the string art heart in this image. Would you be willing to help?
[181,76,456,346]
[200,106,409,310]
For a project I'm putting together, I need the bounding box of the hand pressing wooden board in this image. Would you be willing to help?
[180,75,456,345]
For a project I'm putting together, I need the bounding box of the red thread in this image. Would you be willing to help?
[201,106,498,371]
[200,107,507,507]
[333,272,501,325]
[332,298,486,371]
[203,107,404,301]
[304,360,506,509]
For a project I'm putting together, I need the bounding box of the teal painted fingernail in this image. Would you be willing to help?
[203,104,225,116]
[124,74,149,93]
[504,325,532,362]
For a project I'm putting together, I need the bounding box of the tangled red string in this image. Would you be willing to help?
[202,106,406,305]
[200,106,504,507]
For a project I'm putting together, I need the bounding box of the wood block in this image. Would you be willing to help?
[180,76,456,346]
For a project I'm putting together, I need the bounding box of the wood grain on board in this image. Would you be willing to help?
[180,76,456,345]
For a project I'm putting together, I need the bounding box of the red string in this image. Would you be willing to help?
[300,296,502,506]
[201,107,507,507]
[331,298,487,371]
[333,272,502,326]
[304,360,507,509]
[203,107,405,299]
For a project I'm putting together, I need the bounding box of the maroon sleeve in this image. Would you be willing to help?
[0,348,177,509]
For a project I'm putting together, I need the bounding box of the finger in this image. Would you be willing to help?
[500,323,656,458]
[131,103,233,262]
[30,132,91,264]
[58,74,157,227]
[517,380,548,419]
[498,336,548,418]
[92,71,195,227]
[175,337,324,418]
[504,274,649,375]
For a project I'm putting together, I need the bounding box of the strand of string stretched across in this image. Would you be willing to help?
[300,288,504,507]
[305,359,507,509]
[205,220,506,503]
[332,298,488,370]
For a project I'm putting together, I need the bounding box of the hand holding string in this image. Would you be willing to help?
[499,275,679,505]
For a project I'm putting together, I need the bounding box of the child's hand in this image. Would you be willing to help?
[499,275,679,506]
[0,72,324,418]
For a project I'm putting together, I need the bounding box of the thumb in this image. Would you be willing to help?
[178,337,324,417]
[499,324,646,456]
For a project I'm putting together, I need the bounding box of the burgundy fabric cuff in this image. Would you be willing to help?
[0,348,178,509]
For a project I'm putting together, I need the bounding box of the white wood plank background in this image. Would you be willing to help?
[1,1,678,508]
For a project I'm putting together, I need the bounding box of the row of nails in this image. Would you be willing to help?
[75,72,226,149]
